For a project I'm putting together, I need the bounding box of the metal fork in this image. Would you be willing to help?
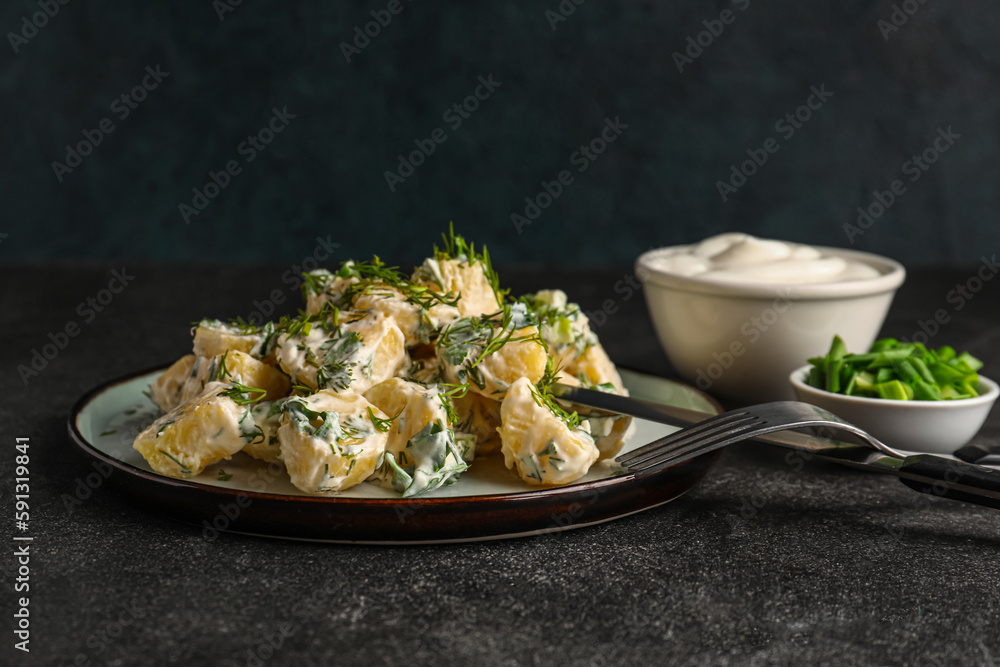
[616,401,910,475]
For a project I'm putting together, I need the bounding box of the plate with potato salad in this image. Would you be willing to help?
[68,229,722,543]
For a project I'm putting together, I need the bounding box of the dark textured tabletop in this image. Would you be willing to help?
[2,263,999,667]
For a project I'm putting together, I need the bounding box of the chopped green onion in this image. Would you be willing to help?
[805,335,984,401]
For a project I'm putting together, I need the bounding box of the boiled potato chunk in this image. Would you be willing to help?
[499,376,598,485]
[179,350,290,406]
[151,354,196,413]
[437,318,547,399]
[242,400,286,464]
[568,342,626,394]
[278,391,388,494]
[364,378,448,457]
[413,258,499,318]
[473,326,547,396]
[303,269,358,314]
[364,378,473,496]
[451,390,502,455]
[581,413,633,460]
[527,289,598,370]
[193,320,266,359]
[353,287,427,348]
[275,313,407,395]
[134,383,261,478]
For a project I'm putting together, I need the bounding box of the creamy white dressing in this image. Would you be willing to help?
[646,233,881,284]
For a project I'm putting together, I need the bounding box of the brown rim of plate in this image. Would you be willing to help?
[66,363,724,544]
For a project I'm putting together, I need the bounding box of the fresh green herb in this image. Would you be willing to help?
[315,330,361,392]
[314,411,344,442]
[301,270,333,299]
[316,360,352,391]
[220,383,267,406]
[222,317,262,336]
[362,351,375,379]
[237,407,265,444]
[378,420,470,497]
[317,463,337,492]
[156,420,175,437]
[100,429,116,436]
[209,351,231,382]
[367,407,397,433]
[334,256,460,311]
[286,399,371,443]
[520,453,544,482]
[275,303,341,339]
[257,321,279,358]
[437,304,542,390]
[805,335,984,401]
[531,358,582,429]
[438,382,470,425]
[158,450,192,475]
[537,439,565,470]
[473,304,538,366]
[434,222,505,304]
[217,469,233,482]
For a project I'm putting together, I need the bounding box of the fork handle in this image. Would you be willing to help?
[897,456,1000,510]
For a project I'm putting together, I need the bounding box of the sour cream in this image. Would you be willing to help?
[645,233,881,284]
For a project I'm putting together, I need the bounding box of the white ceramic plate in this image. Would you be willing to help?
[68,367,723,543]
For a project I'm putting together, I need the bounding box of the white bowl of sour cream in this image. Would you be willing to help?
[636,234,906,401]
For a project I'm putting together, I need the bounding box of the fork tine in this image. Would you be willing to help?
[618,412,759,468]
[626,420,763,473]
[617,411,756,467]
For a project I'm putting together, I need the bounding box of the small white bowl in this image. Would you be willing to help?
[789,365,999,454]
[636,245,905,401]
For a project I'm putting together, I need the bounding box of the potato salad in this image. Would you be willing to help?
[133,229,632,497]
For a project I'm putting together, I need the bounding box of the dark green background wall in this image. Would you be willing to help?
[3,1,999,267]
